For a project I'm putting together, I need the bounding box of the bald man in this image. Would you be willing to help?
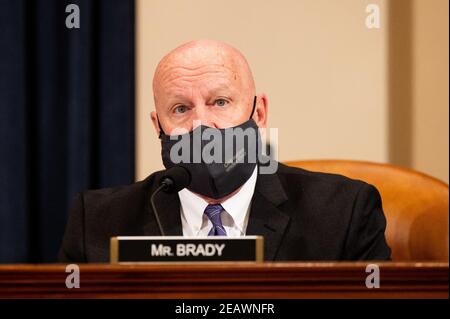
[59,40,391,262]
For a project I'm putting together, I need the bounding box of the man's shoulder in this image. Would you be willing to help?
[272,163,390,261]
[79,170,165,208]
[275,162,370,201]
[276,162,366,186]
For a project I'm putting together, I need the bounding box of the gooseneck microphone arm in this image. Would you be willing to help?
[149,166,191,237]
[150,183,167,236]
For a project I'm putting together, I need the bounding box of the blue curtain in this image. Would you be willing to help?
[0,0,135,263]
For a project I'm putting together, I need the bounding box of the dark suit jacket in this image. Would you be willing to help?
[58,163,391,262]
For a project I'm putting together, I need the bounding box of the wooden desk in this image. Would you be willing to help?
[0,262,447,298]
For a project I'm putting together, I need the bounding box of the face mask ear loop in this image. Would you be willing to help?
[157,115,165,138]
[249,96,261,164]
[249,96,257,119]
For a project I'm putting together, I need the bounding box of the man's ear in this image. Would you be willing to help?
[150,111,161,136]
[254,94,268,128]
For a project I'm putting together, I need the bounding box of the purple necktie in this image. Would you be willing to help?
[204,204,227,236]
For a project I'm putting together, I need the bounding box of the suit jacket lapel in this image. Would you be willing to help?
[246,170,291,260]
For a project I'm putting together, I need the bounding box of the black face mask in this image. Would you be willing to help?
[159,96,260,199]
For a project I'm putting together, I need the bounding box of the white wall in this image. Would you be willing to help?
[411,0,449,182]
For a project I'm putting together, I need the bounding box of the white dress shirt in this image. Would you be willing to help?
[178,167,257,237]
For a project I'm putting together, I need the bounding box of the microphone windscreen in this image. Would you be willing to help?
[159,166,191,193]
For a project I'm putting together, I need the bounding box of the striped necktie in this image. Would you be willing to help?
[204,204,227,236]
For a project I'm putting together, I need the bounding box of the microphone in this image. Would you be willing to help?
[150,166,191,236]
[112,165,262,263]
[158,166,191,193]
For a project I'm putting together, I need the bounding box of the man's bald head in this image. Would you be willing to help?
[150,39,267,134]
[153,40,255,106]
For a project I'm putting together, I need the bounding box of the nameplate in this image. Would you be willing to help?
[110,236,264,263]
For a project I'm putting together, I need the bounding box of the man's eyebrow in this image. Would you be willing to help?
[170,93,188,100]
[208,83,235,94]
[167,83,234,101]
[164,91,189,103]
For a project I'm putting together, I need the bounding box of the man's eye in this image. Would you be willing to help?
[214,99,229,107]
[174,105,188,114]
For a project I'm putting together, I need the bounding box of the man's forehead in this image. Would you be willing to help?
[159,63,238,83]
[156,53,241,84]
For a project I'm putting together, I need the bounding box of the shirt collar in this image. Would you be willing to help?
[178,187,209,235]
[178,166,258,235]
[220,167,257,233]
